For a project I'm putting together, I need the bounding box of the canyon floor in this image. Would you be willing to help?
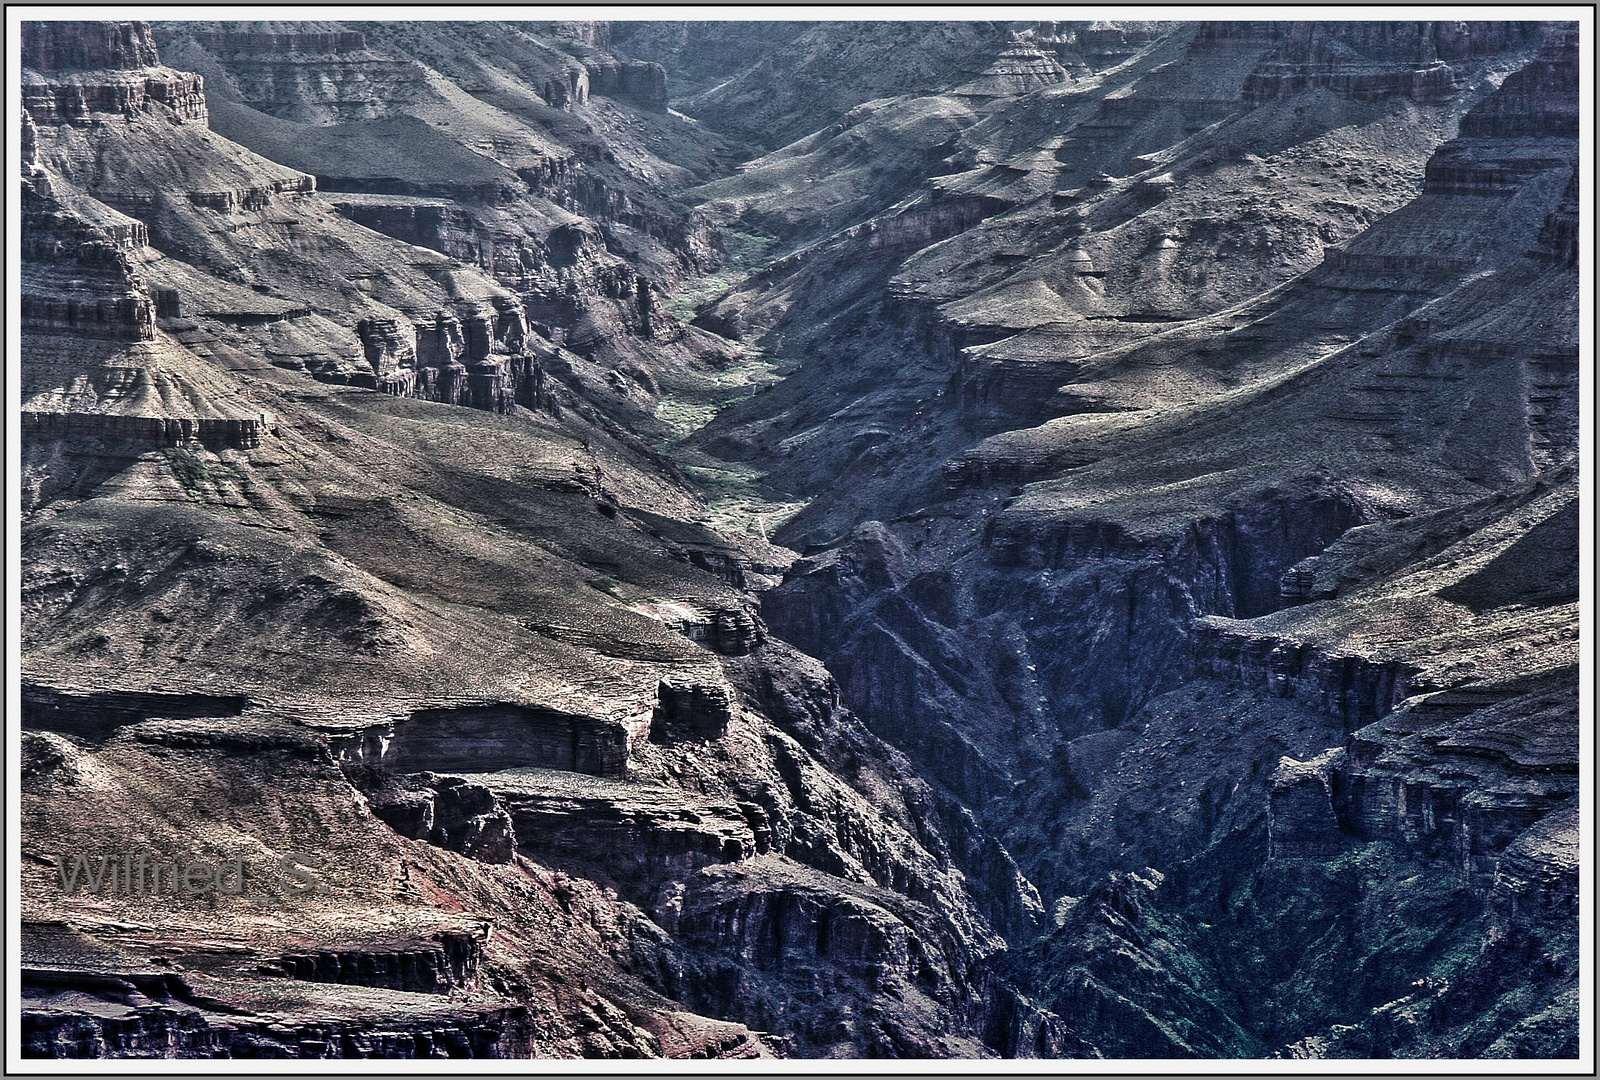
[16,16,1585,1061]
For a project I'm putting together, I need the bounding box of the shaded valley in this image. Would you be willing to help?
[18,18,1581,1060]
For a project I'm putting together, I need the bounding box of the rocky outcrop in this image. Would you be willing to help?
[21,174,155,342]
[1267,748,1347,860]
[24,21,556,429]
[21,20,208,124]
[1459,26,1577,139]
[472,770,760,889]
[1261,730,1577,1060]
[23,20,163,70]
[1077,22,1167,66]
[20,712,779,1060]
[1331,670,1577,884]
[330,705,636,780]
[325,191,702,416]
[353,314,421,393]
[332,196,491,267]
[1400,29,1576,218]
[272,931,484,993]
[190,29,368,54]
[351,301,533,411]
[168,25,443,127]
[1490,802,1577,926]
[22,685,248,742]
[452,28,666,113]
[1533,168,1578,266]
[19,291,153,343]
[641,602,767,656]
[652,679,735,741]
[344,764,517,863]
[20,411,272,452]
[653,857,1022,1057]
[958,33,1070,96]
[20,153,282,455]
[1235,23,1543,108]
[582,55,669,112]
[22,63,206,128]
[1243,57,1458,106]
[1190,622,1420,728]
[178,174,317,213]
[23,996,532,1059]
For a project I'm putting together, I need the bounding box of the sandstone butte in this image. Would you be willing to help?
[17,17,1583,1062]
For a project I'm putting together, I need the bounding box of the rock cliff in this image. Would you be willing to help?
[680,18,1578,1057]
[19,18,1581,1062]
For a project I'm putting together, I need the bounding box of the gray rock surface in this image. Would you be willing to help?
[20,17,1578,1061]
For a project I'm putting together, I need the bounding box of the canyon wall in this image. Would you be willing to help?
[19,18,1580,1062]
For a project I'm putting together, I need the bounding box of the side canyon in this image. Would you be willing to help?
[17,17,1583,1060]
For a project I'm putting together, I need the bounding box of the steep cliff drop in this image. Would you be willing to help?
[18,18,1582,1061]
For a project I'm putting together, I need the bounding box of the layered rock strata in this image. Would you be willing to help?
[20,17,1581,1062]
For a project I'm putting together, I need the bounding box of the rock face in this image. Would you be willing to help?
[1458,25,1578,138]
[652,678,735,741]
[22,21,207,124]
[19,17,1580,1062]
[21,163,155,343]
[273,931,484,993]
[331,707,635,780]
[653,858,1042,1058]
[581,54,669,112]
[344,765,518,863]
[675,14,1576,1060]
[23,995,537,1059]
[958,33,1071,96]
[17,19,1034,1049]
[465,769,762,893]
[1239,22,1544,106]
[20,20,539,429]
[24,20,163,69]
[144,17,739,444]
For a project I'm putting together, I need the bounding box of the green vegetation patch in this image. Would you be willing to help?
[164,447,241,503]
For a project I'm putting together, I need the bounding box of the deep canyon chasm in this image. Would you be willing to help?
[17,16,1581,1060]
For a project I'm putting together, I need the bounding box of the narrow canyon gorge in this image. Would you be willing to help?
[16,16,1583,1061]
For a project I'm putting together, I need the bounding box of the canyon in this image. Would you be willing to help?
[16,17,1583,1061]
